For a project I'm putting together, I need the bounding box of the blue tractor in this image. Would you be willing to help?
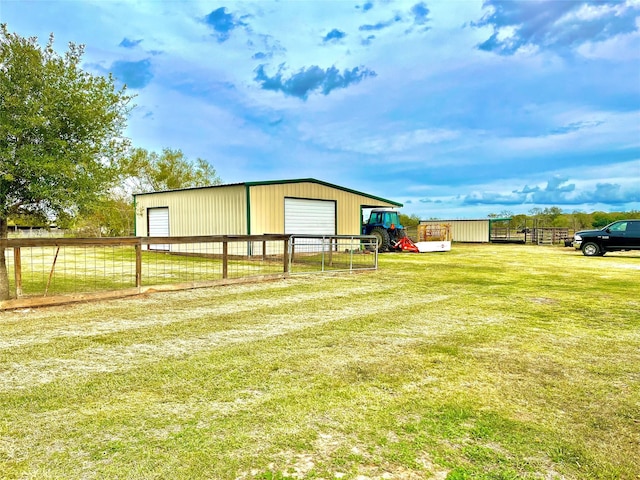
[362,209,406,252]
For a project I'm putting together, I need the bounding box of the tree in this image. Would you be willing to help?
[569,211,592,231]
[67,195,136,237]
[592,211,619,228]
[511,213,528,231]
[542,206,564,226]
[0,25,133,299]
[65,147,221,237]
[121,147,221,193]
[488,210,514,219]
[399,213,421,227]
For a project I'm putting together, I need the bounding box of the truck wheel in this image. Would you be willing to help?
[582,242,600,256]
[372,227,391,252]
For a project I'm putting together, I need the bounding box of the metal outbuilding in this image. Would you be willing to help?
[134,178,402,238]
[419,219,492,243]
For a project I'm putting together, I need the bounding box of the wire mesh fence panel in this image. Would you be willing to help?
[7,245,138,297]
[226,241,285,279]
[4,248,15,297]
[1,236,290,305]
[141,242,225,285]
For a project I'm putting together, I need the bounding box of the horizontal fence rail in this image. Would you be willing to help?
[289,235,378,274]
[1,234,379,310]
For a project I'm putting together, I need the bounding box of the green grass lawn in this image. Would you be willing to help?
[1,244,638,479]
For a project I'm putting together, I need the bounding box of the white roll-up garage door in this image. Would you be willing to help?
[284,198,336,235]
[148,207,169,250]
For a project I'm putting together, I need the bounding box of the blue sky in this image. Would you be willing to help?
[3,0,640,219]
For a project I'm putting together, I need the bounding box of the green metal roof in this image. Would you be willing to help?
[133,177,403,207]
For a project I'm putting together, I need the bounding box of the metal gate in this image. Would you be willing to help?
[288,235,378,274]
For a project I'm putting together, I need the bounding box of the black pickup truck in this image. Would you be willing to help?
[573,219,640,256]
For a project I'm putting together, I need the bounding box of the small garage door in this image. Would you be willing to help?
[148,207,169,250]
[284,198,336,235]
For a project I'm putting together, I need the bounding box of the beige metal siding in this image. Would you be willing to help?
[248,182,397,236]
[420,220,489,243]
[135,185,246,236]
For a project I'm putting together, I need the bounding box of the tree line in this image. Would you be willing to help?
[399,208,639,232]
[487,207,639,231]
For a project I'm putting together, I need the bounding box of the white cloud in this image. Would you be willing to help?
[577,27,640,60]
[496,109,640,154]
[297,121,459,155]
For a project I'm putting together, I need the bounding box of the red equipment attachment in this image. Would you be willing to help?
[393,236,419,252]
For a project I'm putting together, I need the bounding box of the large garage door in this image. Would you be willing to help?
[284,198,336,235]
[148,207,169,251]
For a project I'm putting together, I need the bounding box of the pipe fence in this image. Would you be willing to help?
[289,235,378,274]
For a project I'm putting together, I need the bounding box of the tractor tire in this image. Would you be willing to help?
[393,228,407,241]
[372,227,391,252]
[387,228,407,251]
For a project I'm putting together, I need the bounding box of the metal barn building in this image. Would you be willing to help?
[419,219,491,243]
[134,178,402,238]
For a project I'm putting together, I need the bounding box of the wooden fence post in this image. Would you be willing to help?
[135,241,142,289]
[14,247,22,298]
